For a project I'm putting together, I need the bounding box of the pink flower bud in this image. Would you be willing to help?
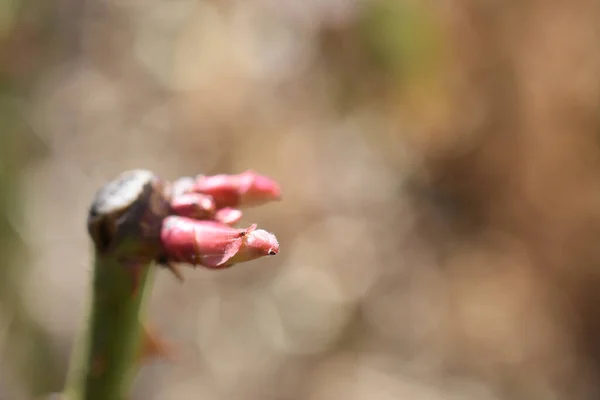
[228,226,279,264]
[236,170,282,207]
[193,170,281,208]
[170,193,216,219]
[160,216,279,269]
[214,207,243,226]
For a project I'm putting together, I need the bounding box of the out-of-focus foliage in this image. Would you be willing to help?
[4,0,600,399]
[0,1,61,397]
[361,0,441,79]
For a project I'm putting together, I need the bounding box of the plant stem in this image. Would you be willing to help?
[62,170,171,400]
[64,252,156,400]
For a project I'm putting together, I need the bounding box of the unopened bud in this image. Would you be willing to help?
[228,226,279,264]
[193,170,281,208]
[170,193,215,219]
[160,216,279,268]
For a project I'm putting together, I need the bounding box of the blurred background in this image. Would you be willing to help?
[3,0,600,399]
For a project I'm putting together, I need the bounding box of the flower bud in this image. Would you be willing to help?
[228,226,279,264]
[193,170,281,208]
[170,193,215,219]
[160,216,279,268]
[236,170,282,207]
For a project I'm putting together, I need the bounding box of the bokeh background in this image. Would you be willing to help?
[3,0,600,399]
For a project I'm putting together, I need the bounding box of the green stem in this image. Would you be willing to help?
[61,170,171,400]
[64,254,156,400]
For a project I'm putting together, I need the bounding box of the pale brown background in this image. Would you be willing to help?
[3,0,600,399]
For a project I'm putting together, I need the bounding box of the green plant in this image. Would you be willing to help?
[56,169,280,400]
